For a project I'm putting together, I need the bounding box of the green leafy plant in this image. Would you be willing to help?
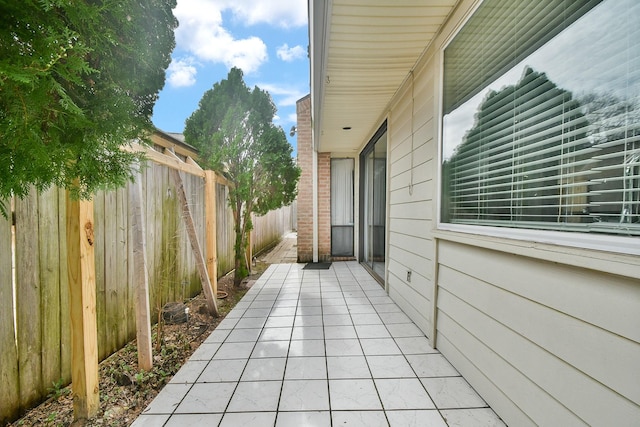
[46,379,69,400]
[0,0,178,215]
[184,67,300,286]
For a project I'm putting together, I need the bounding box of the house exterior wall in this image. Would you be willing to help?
[386,64,437,336]
[296,95,331,262]
[317,152,331,262]
[380,0,640,425]
[296,95,313,262]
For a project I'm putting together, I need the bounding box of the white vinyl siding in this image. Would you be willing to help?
[436,240,640,426]
[386,65,437,337]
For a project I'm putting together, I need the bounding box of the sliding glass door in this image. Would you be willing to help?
[360,124,387,280]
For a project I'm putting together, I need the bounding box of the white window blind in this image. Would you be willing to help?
[331,158,354,256]
[442,0,640,237]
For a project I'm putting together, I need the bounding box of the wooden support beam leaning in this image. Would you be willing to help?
[123,142,205,178]
[169,168,218,316]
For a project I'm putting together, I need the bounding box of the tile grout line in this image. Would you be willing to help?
[214,263,281,426]
[273,263,297,427]
[347,266,391,427]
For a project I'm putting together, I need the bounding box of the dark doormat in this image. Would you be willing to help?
[303,262,332,270]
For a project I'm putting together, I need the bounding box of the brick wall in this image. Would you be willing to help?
[295,95,332,262]
[317,152,331,262]
[296,95,313,262]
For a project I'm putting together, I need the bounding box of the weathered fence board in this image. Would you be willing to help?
[15,189,43,410]
[0,199,19,425]
[216,183,235,275]
[115,187,130,348]
[58,190,71,384]
[93,191,107,361]
[104,190,118,357]
[253,206,291,255]
[38,187,63,395]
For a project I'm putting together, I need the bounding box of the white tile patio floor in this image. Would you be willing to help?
[132,262,506,427]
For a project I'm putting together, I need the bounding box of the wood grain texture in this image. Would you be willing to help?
[0,197,19,424]
[66,195,99,419]
[15,188,42,410]
[170,168,218,316]
[130,170,152,371]
[38,187,62,395]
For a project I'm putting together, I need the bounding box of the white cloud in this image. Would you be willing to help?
[167,58,197,87]
[273,113,297,127]
[174,0,269,74]
[224,0,307,28]
[277,44,306,62]
[257,83,307,107]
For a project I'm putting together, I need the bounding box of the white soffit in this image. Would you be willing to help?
[314,0,457,153]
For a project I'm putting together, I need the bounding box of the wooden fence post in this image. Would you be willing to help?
[129,170,153,371]
[66,194,99,420]
[204,171,218,298]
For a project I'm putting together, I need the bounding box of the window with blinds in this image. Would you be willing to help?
[441,0,640,237]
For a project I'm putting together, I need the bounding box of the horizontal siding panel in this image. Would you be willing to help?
[388,217,432,240]
[389,169,412,191]
[412,117,435,149]
[389,200,433,219]
[436,318,551,427]
[389,180,433,204]
[389,125,412,159]
[390,141,435,189]
[437,287,640,426]
[387,272,431,335]
[439,264,640,405]
[412,139,435,172]
[438,240,640,343]
[389,160,435,192]
[389,140,414,177]
[388,245,433,284]
[413,157,435,184]
[413,96,435,127]
[388,231,434,260]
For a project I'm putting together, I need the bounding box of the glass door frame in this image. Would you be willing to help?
[359,121,387,282]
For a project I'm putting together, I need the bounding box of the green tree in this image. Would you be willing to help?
[184,67,300,287]
[0,0,177,213]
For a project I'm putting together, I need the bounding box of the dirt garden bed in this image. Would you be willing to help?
[9,261,269,427]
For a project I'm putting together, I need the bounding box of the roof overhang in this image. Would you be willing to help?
[309,0,459,153]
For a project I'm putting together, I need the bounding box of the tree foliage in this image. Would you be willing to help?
[184,67,300,286]
[0,0,177,209]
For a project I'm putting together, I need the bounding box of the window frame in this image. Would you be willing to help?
[436,0,640,257]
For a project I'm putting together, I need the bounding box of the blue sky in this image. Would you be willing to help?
[151,0,309,153]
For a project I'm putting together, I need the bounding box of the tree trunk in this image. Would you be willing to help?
[233,198,248,288]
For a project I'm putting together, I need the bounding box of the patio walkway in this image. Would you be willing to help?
[132,262,506,427]
[259,231,298,264]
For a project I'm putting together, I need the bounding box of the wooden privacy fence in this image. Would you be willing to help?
[251,201,297,256]
[215,185,297,274]
[0,146,295,424]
